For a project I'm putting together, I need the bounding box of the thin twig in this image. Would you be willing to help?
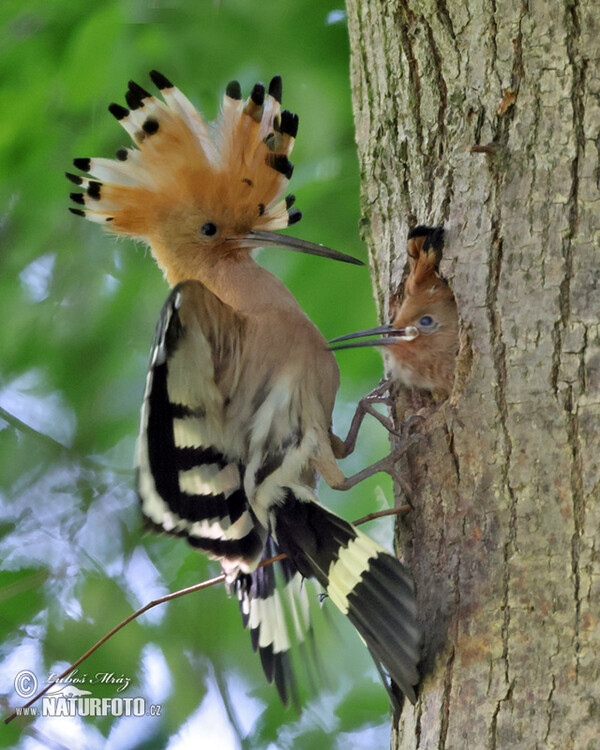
[353,505,410,526]
[0,405,134,477]
[0,406,68,456]
[4,505,409,724]
[3,571,222,724]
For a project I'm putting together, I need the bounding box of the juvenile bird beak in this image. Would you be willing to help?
[329,324,419,351]
[235,230,364,265]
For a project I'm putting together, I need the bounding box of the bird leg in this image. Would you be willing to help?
[325,380,426,495]
[333,423,423,495]
[332,380,399,459]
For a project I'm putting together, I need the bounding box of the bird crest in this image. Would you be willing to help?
[67,72,298,236]
[403,226,448,300]
[67,72,360,283]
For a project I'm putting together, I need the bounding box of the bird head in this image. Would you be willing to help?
[390,226,456,340]
[330,227,459,394]
[67,72,362,284]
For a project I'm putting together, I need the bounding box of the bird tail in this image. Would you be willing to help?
[234,537,315,707]
[66,71,300,240]
[272,491,421,705]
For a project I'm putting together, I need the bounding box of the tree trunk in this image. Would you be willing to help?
[346,2,600,748]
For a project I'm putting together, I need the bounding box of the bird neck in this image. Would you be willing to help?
[160,243,304,317]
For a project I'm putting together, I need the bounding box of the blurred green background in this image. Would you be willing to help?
[0,1,396,747]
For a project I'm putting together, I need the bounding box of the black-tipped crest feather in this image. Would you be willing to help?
[149,70,173,89]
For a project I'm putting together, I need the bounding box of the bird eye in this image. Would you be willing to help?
[419,315,435,327]
[201,222,218,237]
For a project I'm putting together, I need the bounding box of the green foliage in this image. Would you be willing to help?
[0,2,396,747]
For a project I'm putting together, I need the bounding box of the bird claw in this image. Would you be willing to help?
[359,385,427,442]
[333,380,430,492]
[335,429,423,491]
[398,413,426,438]
[335,380,396,457]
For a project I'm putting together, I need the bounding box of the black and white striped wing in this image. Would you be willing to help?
[136,280,314,704]
[136,280,265,576]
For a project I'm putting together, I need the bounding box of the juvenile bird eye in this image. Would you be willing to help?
[201,222,218,236]
[419,315,434,327]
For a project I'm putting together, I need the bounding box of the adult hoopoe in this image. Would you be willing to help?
[67,71,421,709]
[331,226,459,397]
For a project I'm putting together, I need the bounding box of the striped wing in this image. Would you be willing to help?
[136,280,312,703]
[136,280,265,574]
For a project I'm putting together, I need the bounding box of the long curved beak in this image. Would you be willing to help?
[234,230,364,265]
[329,324,419,351]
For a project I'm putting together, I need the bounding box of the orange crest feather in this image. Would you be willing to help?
[67,73,300,243]
[404,229,444,294]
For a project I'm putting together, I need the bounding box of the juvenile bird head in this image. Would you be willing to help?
[67,72,361,284]
[330,226,459,395]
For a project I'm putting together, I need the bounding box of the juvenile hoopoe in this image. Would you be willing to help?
[331,226,459,397]
[67,72,421,709]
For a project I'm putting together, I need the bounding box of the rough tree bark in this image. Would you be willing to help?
[345,2,599,748]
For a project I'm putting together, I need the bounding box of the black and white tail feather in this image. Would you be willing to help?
[235,538,313,706]
[273,491,420,708]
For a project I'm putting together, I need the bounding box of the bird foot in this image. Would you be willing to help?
[334,429,424,492]
[335,380,398,458]
[398,412,426,438]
